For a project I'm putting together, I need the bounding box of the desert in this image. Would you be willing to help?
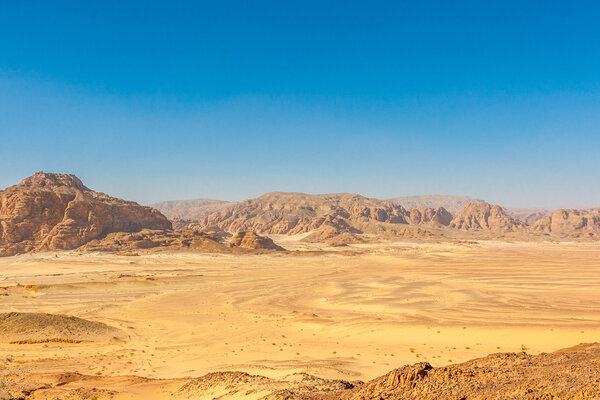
[3,3,600,397]
[1,173,599,399]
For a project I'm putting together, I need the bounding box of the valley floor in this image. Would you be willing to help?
[1,240,599,398]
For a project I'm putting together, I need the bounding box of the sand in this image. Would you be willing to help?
[0,240,599,393]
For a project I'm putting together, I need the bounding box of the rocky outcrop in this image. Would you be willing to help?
[228,231,285,251]
[78,229,230,254]
[0,172,171,256]
[450,202,525,232]
[531,208,600,238]
[407,206,452,226]
[341,343,600,400]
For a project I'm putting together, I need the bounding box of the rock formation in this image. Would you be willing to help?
[189,192,451,245]
[450,202,525,232]
[78,228,231,254]
[228,231,285,251]
[531,208,600,238]
[0,172,171,256]
[407,206,453,226]
[340,343,600,400]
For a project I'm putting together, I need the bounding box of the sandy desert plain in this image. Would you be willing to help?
[1,238,600,398]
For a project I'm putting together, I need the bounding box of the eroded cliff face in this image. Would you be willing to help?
[190,192,452,240]
[0,172,171,256]
[531,208,600,238]
[449,202,526,232]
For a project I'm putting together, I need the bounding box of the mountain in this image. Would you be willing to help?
[0,172,171,256]
[506,208,551,225]
[389,194,484,216]
[531,208,600,238]
[449,202,526,232]
[192,192,452,245]
[151,198,233,221]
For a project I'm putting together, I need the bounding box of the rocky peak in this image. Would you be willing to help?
[450,202,525,232]
[17,171,89,191]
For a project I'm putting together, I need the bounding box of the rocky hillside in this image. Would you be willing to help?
[389,194,484,216]
[151,198,233,220]
[0,172,171,256]
[193,192,452,242]
[2,343,598,399]
[450,202,526,232]
[228,231,285,251]
[531,208,600,238]
[339,343,600,400]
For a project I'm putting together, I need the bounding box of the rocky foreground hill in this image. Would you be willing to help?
[0,173,283,256]
[1,342,598,399]
[0,172,171,256]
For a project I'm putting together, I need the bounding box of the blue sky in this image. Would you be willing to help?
[1,1,599,208]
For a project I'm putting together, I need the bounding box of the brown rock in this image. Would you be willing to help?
[450,202,525,232]
[531,208,600,238]
[228,231,285,251]
[0,172,171,256]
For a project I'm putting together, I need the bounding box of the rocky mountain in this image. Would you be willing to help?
[505,208,551,225]
[389,194,484,216]
[450,202,526,232]
[531,208,600,238]
[193,192,452,243]
[0,172,171,256]
[151,198,233,220]
[228,231,285,251]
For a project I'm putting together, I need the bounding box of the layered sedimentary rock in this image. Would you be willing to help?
[450,202,525,232]
[0,172,171,256]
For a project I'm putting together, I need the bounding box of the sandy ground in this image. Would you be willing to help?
[1,240,599,386]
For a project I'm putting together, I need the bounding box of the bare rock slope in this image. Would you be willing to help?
[228,231,285,251]
[0,172,171,256]
[193,192,452,243]
[450,202,526,232]
[531,208,600,238]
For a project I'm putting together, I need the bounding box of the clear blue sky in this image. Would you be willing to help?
[1,1,599,208]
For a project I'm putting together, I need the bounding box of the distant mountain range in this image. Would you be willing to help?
[388,195,484,215]
[2,172,599,256]
[151,199,233,220]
